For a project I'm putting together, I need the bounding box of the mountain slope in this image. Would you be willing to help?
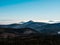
[40,23,60,35]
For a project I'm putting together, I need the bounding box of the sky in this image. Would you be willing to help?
[0,0,60,24]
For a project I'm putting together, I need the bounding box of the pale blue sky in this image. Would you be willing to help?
[0,0,60,24]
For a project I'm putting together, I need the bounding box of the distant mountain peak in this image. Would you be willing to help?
[49,20,54,22]
[27,20,34,23]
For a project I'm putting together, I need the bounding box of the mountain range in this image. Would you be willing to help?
[0,20,60,36]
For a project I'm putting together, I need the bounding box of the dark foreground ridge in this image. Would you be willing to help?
[0,34,60,45]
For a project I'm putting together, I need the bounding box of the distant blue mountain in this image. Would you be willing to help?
[0,25,8,28]
[40,23,60,35]
[11,21,48,31]
[0,21,60,35]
